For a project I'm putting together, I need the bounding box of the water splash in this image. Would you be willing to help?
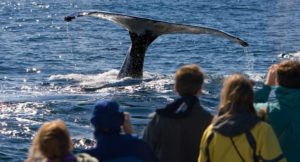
[278,51,300,61]
[49,69,119,86]
[66,22,73,54]
[244,47,255,72]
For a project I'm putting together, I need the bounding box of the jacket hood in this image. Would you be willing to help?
[275,86,300,108]
[213,114,260,137]
[91,100,124,135]
[156,96,199,119]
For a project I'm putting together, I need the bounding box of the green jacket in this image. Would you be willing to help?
[255,85,300,162]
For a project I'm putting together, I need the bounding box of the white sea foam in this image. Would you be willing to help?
[278,51,300,60]
[49,69,173,93]
[244,71,265,82]
[49,69,119,86]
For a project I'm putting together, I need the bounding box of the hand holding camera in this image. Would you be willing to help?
[122,112,133,134]
[265,64,278,86]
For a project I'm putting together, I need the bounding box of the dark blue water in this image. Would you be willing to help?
[0,0,299,161]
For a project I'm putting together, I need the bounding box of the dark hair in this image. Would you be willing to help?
[218,74,256,118]
[277,60,300,89]
[175,64,204,96]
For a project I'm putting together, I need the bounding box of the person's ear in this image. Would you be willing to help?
[173,84,178,95]
[196,87,202,95]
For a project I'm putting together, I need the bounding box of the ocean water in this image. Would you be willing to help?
[0,0,299,161]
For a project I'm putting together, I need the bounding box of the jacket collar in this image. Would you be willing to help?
[213,113,260,137]
[156,96,200,119]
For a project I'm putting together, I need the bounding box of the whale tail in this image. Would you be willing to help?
[65,11,248,78]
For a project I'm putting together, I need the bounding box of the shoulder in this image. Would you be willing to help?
[253,121,272,130]
[118,134,149,147]
[196,104,212,114]
[122,135,154,154]
[118,134,141,142]
[201,124,214,139]
[76,153,98,162]
[147,112,163,122]
[251,121,275,137]
[145,112,162,127]
[192,105,213,121]
[202,108,213,119]
[147,112,171,124]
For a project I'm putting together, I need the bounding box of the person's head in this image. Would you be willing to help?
[175,64,204,96]
[218,74,256,117]
[91,99,124,136]
[277,60,300,89]
[34,120,73,161]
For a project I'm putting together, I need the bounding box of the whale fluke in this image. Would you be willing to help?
[65,11,249,78]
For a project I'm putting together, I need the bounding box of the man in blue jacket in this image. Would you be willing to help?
[255,60,300,162]
[84,99,159,162]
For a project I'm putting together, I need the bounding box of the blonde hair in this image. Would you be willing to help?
[218,74,255,117]
[175,64,204,96]
[26,120,73,162]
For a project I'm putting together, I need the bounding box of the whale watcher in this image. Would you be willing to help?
[254,60,300,162]
[25,119,98,162]
[198,74,286,162]
[143,64,213,162]
[83,99,159,162]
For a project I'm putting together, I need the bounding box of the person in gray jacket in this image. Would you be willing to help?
[143,64,213,162]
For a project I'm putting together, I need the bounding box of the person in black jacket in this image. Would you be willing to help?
[143,64,213,162]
